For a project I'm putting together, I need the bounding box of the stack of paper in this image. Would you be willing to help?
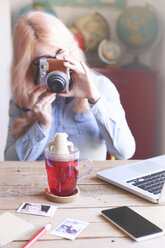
[0,212,34,247]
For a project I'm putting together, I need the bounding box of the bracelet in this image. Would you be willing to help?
[16,104,31,112]
[88,99,95,105]
[88,94,101,105]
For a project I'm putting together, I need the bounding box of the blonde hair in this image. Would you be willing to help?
[11,11,89,138]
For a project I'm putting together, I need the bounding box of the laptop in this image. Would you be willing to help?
[96,155,165,203]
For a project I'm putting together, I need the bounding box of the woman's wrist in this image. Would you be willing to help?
[38,118,52,129]
[88,93,101,104]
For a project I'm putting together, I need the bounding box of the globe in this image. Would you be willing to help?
[73,13,109,51]
[69,27,85,51]
[116,6,158,51]
[14,2,56,25]
[98,39,121,64]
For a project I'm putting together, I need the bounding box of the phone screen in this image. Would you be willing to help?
[101,206,163,241]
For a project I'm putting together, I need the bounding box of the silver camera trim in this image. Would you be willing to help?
[39,58,49,87]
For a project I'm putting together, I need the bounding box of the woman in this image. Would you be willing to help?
[5,11,135,161]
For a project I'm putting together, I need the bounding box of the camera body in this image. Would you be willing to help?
[39,58,71,93]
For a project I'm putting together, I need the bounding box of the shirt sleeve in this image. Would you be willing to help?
[15,121,50,161]
[90,74,136,159]
[4,100,50,161]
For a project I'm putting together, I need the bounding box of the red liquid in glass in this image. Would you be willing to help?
[45,158,79,196]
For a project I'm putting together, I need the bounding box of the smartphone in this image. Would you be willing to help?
[101,206,164,241]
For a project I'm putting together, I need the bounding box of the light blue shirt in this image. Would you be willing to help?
[4,73,135,161]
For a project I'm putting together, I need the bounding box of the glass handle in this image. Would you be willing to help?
[77,158,93,178]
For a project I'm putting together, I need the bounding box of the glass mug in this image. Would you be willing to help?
[45,147,93,197]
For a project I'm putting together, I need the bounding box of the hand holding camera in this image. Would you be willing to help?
[60,57,101,104]
[28,86,56,129]
[36,56,100,103]
[31,57,73,129]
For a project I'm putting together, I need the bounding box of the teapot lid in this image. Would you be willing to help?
[48,132,75,155]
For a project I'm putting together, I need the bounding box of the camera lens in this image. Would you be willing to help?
[45,71,68,93]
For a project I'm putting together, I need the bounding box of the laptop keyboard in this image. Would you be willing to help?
[127,170,165,195]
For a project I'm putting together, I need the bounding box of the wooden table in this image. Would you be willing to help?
[0,160,165,248]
